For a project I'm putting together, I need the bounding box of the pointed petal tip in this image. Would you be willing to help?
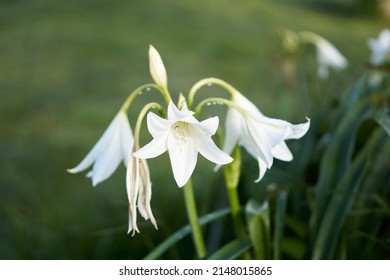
[66,168,77,174]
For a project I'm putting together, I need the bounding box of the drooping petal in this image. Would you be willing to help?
[197,131,233,165]
[88,123,123,186]
[134,132,169,159]
[244,118,274,167]
[283,118,310,140]
[255,157,269,183]
[67,113,119,174]
[223,108,244,156]
[137,159,158,230]
[126,155,140,235]
[167,125,199,187]
[118,112,134,167]
[272,141,293,161]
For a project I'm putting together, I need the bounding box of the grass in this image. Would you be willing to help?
[0,0,387,259]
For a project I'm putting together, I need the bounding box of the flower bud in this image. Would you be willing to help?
[149,45,168,89]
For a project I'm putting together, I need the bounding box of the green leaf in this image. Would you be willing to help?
[245,199,271,259]
[329,73,371,134]
[143,208,231,260]
[312,100,373,243]
[312,129,388,259]
[376,108,390,136]
[207,238,252,260]
[281,237,306,259]
[273,190,288,260]
[346,139,390,258]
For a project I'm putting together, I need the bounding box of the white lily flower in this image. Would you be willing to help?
[127,152,157,235]
[368,29,390,66]
[223,92,310,182]
[134,101,233,187]
[67,111,133,186]
[149,45,168,89]
[315,36,348,79]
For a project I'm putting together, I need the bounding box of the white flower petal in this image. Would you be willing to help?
[147,112,171,138]
[67,113,119,174]
[118,112,133,166]
[68,111,133,186]
[126,156,140,235]
[90,129,122,186]
[223,109,243,155]
[197,130,233,165]
[195,116,219,136]
[255,157,269,183]
[272,141,293,161]
[134,133,168,159]
[284,118,310,140]
[245,118,274,167]
[167,125,199,187]
[167,101,192,120]
[137,159,158,230]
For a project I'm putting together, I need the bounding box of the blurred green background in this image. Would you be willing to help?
[0,0,387,259]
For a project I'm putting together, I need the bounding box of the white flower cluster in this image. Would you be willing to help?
[68,46,310,234]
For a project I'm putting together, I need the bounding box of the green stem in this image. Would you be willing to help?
[226,188,246,236]
[193,97,247,116]
[133,102,164,149]
[223,146,251,259]
[120,83,170,112]
[188,77,237,108]
[183,179,207,259]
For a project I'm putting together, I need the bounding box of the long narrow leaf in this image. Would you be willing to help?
[143,208,231,260]
[273,190,288,259]
[208,238,252,260]
[312,129,387,259]
[312,101,373,243]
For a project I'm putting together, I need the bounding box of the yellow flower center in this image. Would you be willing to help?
[173,122,190,149]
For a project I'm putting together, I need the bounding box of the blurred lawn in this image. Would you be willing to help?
[0,0,386,259]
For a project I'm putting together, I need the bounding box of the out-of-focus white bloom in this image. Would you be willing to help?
[67,111,133,186]
[149,45,168,90]
[315,36,348,79]
[300,31,348,79]
[368,29,390,66]
[223,91,310,182]
[134,101,233,187]
[126,153,157,235]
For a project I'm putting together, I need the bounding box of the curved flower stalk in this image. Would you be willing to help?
[299,31,348,79]
[223,91,310,182]
[134,101,233,187]
[67,110,133,186]
[368,29,390,66]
